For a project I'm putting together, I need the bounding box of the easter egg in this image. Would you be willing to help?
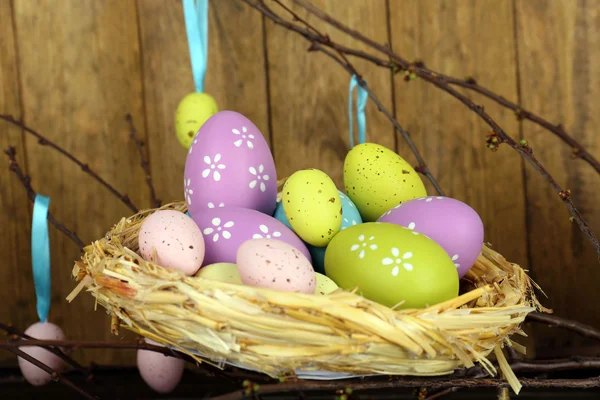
[344,143,427,222]
[195,262,243,284]
[175,92,219,149]
[139,210,205,275]
[237,238,315,293]
[18,322,66,386]
[184,110,277,218]
[191,207,311,265]
[282,169,342,247]
[325,222,458,309]
[315,272,339,295]
[137,339,184,394]
[378,196,484,278]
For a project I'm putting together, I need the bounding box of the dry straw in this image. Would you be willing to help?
[68,200,547,394]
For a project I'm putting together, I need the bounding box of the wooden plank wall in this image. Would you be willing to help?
[0,0,598,366]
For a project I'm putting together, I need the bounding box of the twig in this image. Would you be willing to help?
[527,312,600,342]
[251,0,444,195]
[125,114,160,208]
[3,347,97,400]
[511,357,600,373]
[0,114,138,213]
[4,147,85,249]
[208,376,600,400]
[424,387,460,400]
[0,322,92,381]
[246,0,599,256]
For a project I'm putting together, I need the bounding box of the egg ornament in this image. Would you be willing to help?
[175,92,219,149]
[324,222,459,309]
[344,143,427,222]
[139,210,205,275]
[237,238,316,293]
[18,322,66,386]
[282,169,342,247]
[184,110,277,218]
[378,196,484,278]
[191,207,311,266]
[315,273,339,295]
[195,262,243,284]
[137,339,184,394]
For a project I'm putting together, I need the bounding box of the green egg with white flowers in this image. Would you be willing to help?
[324,222,459,309]
[344,142,427,221]
[282,169,342,247]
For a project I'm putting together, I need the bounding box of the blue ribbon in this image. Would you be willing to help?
[348,74,368,148]
[32,195,51,323]
[183,0,209,92]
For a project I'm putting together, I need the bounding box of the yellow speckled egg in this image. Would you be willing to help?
[315,273,339,295]
[175,92,219,149]
[194,262,243,284]
[282,169,342,247]
[344,143,427,221]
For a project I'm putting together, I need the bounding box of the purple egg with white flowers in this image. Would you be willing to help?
[377,196,484,278]
[184,110,277,219]
[191,207,311,266]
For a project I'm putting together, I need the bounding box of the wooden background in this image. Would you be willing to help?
[0,0,599,366]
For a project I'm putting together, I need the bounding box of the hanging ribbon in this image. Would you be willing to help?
[183,0,209,93]
[348,74,368,148]
[31,194,51,322]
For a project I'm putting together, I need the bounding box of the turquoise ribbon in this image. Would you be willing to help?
[32,195,51,323]
[348,75,368,147]
[183,0,209,92]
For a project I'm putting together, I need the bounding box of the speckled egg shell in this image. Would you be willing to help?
[191,207,311,266]
[18,322,66,386]
[195,262,243,284]
[378,196,484,278]
[315,272,339,295]
[175,92,219,149]
[137,339,184,394]
[139,210,205,275]
[237,238,316,293]
[282,169,342,247]
[343,143,427,222]
[325,222,459,309]
[184,110,277,218]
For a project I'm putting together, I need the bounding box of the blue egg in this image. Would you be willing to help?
[186,212,191,217]
[274,191,362,275]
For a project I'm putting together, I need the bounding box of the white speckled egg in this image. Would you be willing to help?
[18,322,66,386]
[236,238,315,293]
[137,339,184,394]
[139,210,205,275]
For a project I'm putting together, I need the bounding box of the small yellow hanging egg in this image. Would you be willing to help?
[175,92,219,149]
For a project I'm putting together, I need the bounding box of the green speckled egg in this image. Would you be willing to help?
[175,92,219,149]
[282,169,342,247]
[324,222,458,309]
[344,142,427,221]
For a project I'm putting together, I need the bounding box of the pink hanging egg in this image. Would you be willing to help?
[17,322,66,386]
[137,339,184,394]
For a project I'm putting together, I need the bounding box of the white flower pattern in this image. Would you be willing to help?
[202,218,234,242]
[406,221,420,235]
[382,248,414,275]
[342,217,358,230]
[417,196,445,203]
[202,154,226,182]
[350,234,378,259]
[188,137,198,154]
[184,178,194,205]
[248,164,270,192]
[452,254,460,268]
[383,203,402,217]
[232,126,255,149]
[252,224,282,239]
[207,202,225,209]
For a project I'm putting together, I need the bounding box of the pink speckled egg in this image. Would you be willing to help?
[18,322,66,386]
[191,207,311,266]
[237,238,316,293]
[184,110,277,218]
[378,196,484,278]
[137,339,184,394]
[139,210,205,275]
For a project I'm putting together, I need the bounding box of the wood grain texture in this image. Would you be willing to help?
[0,0,35,342]
[137,0,269,204]
[389,0,528,269]
[265,0,395,187]
[515,0,600,351]
[10,0,148,365]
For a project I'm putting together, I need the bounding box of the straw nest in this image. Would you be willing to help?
[69,201,547,394]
